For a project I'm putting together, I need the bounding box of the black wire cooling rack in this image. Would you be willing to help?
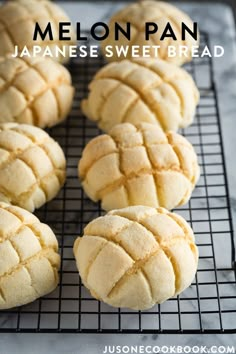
[0,32,235,334]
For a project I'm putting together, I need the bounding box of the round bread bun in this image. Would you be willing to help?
[0,123,66,212]
[0,56,74,128]
[79,122,200,211]
[101,0,199,65]
[81,58,199,132]
[0,0,75,63]
[74,205,198,310]
[0,202,60,310]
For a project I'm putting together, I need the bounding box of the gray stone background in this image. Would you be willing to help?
[57,0,236,19]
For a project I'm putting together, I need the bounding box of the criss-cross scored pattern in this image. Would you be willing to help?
[0,202,60,310]
[0,0,75,63]
[0,31,235,334]
[74,206,198,310]
[101,1,199,65]
[79,123,200,211]
[82,58,199,132]
[0,123,66,212]
[0,56,74,128]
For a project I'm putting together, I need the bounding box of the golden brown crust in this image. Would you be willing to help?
[101,0,199,65]
[73,205,198,310]
[81,58,199,132]
[78,123,200,211]
[0,201,60,310]
[0,123,66,212]
[0,56,74,128]
[0,0,75,63]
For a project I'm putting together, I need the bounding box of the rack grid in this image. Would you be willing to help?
[0,32,235,334]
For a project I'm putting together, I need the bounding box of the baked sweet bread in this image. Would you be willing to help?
[101,0,199,65]
[78,123,200,211]
[81,58,199,132]
[0,0,75,63]
[0,123,66,212]
[74,205,198,310]
[0,202,60,310]
[0,56,74,128]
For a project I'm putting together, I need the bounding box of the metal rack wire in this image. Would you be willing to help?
[0,32,235,334]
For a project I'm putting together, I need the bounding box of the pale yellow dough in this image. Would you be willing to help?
[0,56,74,128]
[0,0,75,63]
[101,0,199,65]
[0,123,66,212]
[82,58,199,132]
[0,202,60,310]
[78,123,200,211]
[74,205,198,310]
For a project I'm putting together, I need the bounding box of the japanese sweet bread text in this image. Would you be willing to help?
[74,206,198,310]
[79,123,200,211]
[0,123,66,212]
[0,56,74,128]
[0,202,60,310]
[81,58,199,132]
[0,0,75,63]
[101,0,199,65]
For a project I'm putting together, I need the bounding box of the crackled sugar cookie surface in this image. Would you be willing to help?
[74,206,198,310]
[101,0,199,65]
[0,56,74,128]
[0,202,60,310]
[0,123,66,212]
[82,58,199,132]
[0,0,75,63]
[79,123,200,211]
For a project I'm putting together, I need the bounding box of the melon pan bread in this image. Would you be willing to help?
[0,123,66,212]
[101,0,199,65]
[0,0,75,63]
[82,58,199,132]
[0,202,60,310]
[0,56,74,128]
[74,206,198,310]
[79,123,200,211]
